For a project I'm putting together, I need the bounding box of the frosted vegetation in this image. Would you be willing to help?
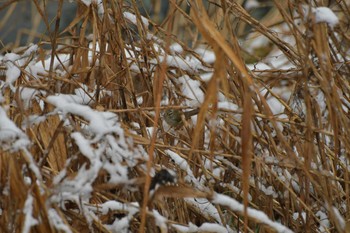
[0,1,350,232]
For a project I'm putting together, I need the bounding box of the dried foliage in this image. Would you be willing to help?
[1,0,350,232]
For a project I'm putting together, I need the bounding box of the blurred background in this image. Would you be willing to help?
[0,0,272,51]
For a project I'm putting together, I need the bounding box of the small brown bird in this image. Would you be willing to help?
[163,108,199,127]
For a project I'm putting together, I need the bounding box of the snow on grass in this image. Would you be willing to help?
[0,105,42,180]
[331,206,345,230]
[153,55,199,73]
[32,53,70,73]
[150,51,212,74]
[217,101,239,112]
[106,216,130,233]
[313,7,339,29]
[123,11,149,28]
[80,0,103,12]
[199,72,213,82]
[244,0,260,10]
[22,148,42,181]
[169,42,183,54]
[46,94,120,140]
[17,87,41,109]
[51,125,141,202]
[22,194,38,233]
[3,53,21,86]
[89,200,139,215]
[21,115,47,129]
[257,183,278,198]
[316,210,330,232]
[152,209,168,232]
[47,108,125,201]
[1,45,37,87]
[293,211,306,222]
[301,5,339,30]
[48,209,72,233]
[247,62,272,71]
[48,88,95,105]
[195,223,230,233]
[87,201,139,233]
[0,106,30,151]
[47,91,146,204]
[268,51,296,70]
[220,182,253,202]
[212,193,294,233]
[52,132,103,202]
[185,198,222,224]
[172,222,229,233]
[80,0,93,6]
[195,47,216,64]
[178,75,204,107]
[245,34,271,53]
[266,96,285,115]
[103,135,140,184]
[164,149,201,187]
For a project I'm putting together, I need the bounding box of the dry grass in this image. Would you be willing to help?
[1,0,350,232]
